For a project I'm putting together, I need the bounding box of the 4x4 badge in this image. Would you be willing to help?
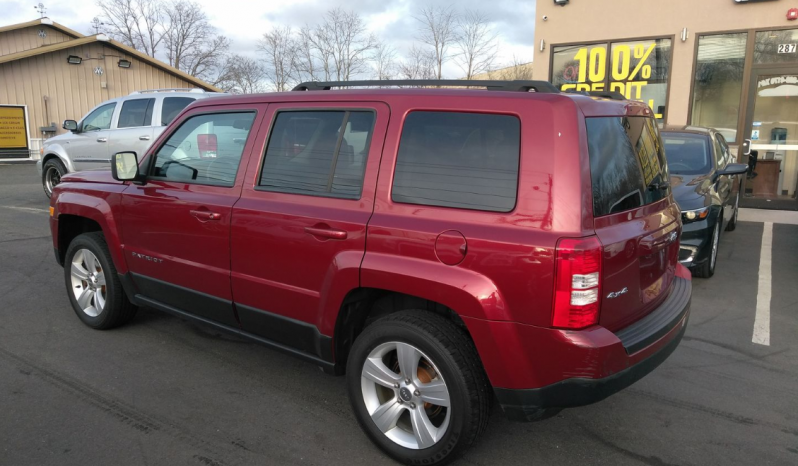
[607,287,628,299]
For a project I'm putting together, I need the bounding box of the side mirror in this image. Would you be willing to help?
[719,163,749,176]
[111,152,141,182]
[63,120,78,132]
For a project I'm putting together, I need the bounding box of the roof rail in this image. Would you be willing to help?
[564,89,627,101]
[292,80,560,93]
[129,88,207,95]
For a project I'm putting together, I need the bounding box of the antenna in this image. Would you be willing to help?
[91,17,105,35]
[34,3,47,18]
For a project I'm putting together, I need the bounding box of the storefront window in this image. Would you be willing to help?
[690,33,747,143]
[754,28,798,65]
[551,38,672,120]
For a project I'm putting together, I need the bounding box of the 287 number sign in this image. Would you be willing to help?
[778,44,797,54]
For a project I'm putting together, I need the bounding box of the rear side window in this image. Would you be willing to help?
[392,111,520,212]
[117,98,155,128]
[258,110,376,199]
[662,133,712,175]
[161,97,195,126]
[150,112,255,187]
[586,117,670,217]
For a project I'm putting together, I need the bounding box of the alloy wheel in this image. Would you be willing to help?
[360,341,451,450]
[70,249,107,317]
[45,166,61,194]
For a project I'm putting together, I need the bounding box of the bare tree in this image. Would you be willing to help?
[454,10,498,79]
[414,5,458,79]
[372,41,397,80]
[297,8,378,82]
[215,55,266,94]
[259,26,297,91]
[397,44,435,80]
[502,55,534,80]
[163,1,229,81]
[97,0,165,57]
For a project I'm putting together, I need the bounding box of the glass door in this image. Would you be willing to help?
[742,69,798,209]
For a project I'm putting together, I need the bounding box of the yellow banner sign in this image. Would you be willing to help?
[0,106,28,149]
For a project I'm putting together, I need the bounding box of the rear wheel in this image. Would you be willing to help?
[42,158,66,198]
[694,219,720,278]
[64,232,137,329]
[347,311,490,465]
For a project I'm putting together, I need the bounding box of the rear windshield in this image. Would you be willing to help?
[661,132,712,175]
[586,117,670,217]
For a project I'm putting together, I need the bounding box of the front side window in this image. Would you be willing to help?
[259,110,376,199]
[392,111,520,212]
[118,98,155,128]
[690,33,747,143]
[587,117,670,217]
[150,112,256,187]
[82,103,116,132]
[662,133,712,175]
[161,97,196,126]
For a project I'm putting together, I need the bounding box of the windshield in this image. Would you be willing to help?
[662,133,712,175]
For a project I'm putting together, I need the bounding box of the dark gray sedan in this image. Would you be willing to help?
[662,126,748,278]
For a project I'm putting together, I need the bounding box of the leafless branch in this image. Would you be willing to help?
[259,26,297,92]
[414,5,458,79]
[454,10,498,79]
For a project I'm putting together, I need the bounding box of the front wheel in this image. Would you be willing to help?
[347,311,490,465]
[64,232,137,329]
[42,158,67,198]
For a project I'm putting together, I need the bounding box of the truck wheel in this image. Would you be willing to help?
[347,311,490,465]
[64,232,137,329]
[42,158,66,198]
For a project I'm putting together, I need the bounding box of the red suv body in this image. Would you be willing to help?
[50,81,691,464]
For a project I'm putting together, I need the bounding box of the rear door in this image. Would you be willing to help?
[110,97,156,157]
[119,104,265,327]
[230,102,388,353]
[586,116,681,332]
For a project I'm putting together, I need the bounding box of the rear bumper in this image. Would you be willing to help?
[464,271,691,422]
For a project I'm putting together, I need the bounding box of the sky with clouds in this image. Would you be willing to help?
[1,0,537,77]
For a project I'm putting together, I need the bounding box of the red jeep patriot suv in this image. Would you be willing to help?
[49,80,691,464]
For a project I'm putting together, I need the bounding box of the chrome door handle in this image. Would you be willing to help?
[139,135,150,141]
[190,210,222,222]
[304,226,347,240]
[96,137,107,143]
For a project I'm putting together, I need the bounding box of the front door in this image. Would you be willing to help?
[70,102,116,171]
[230,102,388,356]
[119,105,265,327]
[742,69,798,209]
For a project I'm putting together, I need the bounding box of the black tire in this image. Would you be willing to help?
[725,183,741,232]
[347,311,490,465]
[64,232,137,329]
[42,158,67,198]
[693,218,721,279]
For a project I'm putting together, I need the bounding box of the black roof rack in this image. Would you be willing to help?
[564,89,627,101]
[292,80,560,93]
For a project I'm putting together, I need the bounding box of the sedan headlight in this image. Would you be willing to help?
[681,206,710,223]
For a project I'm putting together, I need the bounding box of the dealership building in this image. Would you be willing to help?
[536,0,798,209]
[0,18,218,161]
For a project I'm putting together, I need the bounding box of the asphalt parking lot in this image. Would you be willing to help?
[1,163,796,466]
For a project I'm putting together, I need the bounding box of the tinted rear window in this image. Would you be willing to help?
[586,117,670,217]
[662,133,712,175]
[161,97,195,126]
[392,111,520,212]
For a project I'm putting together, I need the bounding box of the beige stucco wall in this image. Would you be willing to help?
[535,0,795,125]
[0,25,77,56]
[0,41,199,143]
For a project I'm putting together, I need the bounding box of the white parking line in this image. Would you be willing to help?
[752,222,773,346]
[0,206,49,215]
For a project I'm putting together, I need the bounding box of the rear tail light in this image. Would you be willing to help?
[198,134,218,159]
[552,236,603,329]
